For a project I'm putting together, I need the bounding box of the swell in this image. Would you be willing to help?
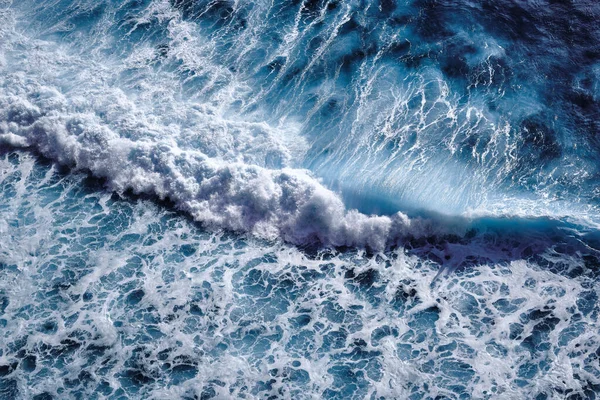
[0,109,421,250]
[0,0,416,251]
[1,0,599,254]
[2,61,597,255]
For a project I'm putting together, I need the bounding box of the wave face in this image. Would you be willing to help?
[1,0,600,248]
[1,0,600,398]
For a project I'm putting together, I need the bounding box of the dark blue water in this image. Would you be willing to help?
[0,0,599,398]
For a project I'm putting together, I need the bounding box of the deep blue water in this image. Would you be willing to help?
[0,0,599,398]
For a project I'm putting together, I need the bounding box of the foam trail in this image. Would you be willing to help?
[0,92,420,250]
[1,0,600,251]
[0,0,432,250]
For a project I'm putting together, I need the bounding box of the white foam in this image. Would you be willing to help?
[0,3,436,251]
[1,0,596,254]
[1,150,598,399]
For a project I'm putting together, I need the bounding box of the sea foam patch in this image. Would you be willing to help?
[0,151,599,399]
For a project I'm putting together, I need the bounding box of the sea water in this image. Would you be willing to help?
[0,0,599,398]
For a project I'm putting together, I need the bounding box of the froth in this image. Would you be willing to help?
[0,4,429,251]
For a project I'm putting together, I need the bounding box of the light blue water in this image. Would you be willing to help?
[1,0,600,398]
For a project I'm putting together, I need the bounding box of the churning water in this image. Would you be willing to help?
[1,0,600,398]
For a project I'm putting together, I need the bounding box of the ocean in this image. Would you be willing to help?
[0,0,599,398]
